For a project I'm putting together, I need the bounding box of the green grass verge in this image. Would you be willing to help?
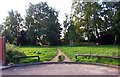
[19,46,58,63]
[17,45,119,65]
[59,45,119,65]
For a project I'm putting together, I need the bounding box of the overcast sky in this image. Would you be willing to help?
[0,0,72,25]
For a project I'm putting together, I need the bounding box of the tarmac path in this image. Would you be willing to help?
[2,63,119,75]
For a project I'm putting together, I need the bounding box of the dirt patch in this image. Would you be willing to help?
[50,49,71,62]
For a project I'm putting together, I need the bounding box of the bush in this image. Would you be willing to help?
[6,43,26,64]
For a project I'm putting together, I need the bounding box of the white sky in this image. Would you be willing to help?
[0,0,72,25]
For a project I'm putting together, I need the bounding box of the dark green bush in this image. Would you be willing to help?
[6,43,26,64]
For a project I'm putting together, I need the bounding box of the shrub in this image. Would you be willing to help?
[6,43,26,64]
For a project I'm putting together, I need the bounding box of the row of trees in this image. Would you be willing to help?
[63,1,120,46]
[2,2,62,45]
[1,1,120,46]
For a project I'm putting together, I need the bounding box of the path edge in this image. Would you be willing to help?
[2,62,119,70]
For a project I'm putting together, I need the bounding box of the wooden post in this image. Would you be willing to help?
[0,36,6,66]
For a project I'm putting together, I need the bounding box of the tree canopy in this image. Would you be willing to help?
[25,2,62,45]
[2,2,62,46]
[1,1,120,45]
[63,0,120,45]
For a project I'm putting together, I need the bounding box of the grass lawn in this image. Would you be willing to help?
[19,46,58,63]
[59,45,119,65]
[18,45,119,65]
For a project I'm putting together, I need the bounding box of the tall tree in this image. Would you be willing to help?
[63,15,76,46]
[68,20,76,46]
[2,10,23,45]
[63,14,70,44]
[112,1,120,44]
[25,2,62,45]
[71,0,118,44]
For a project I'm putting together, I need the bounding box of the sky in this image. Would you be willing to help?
[1,0,119,25]
[0,0,72,25]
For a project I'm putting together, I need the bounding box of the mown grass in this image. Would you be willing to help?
[18,45,119,65]
[59,45,119,65]
[19,46,57,63]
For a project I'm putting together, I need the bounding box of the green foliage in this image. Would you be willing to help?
[2,2,61,46]
[68,1,120,44]
[3,10,23,45]
[68,24,76,40]
[25,2,61,45]
[6,43,26,64]
[63,16,76,46]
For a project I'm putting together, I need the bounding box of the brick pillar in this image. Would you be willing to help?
[0,36,6,65]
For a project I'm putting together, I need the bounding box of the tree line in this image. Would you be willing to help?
[1,1,120,46]
[63,1,120,46]
[2,2,62,46]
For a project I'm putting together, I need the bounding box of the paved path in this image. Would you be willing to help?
[2,64,119,75]
[50,49,71,62]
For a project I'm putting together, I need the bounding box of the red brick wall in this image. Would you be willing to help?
[0,37,5,65]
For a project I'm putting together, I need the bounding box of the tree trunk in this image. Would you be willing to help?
[114,35,117,45]
[95,27,99,39]
[69,40,74,46]
[87,31,90,42]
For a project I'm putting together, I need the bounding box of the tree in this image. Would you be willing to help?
[71,0,119,44]
[17,30,28,45]
[71,1,87,42]
[71,1,96,42]
[63,15,76,46]
[2,10,23,45]
[68,21,76,46]
[63,14,70,44]
[25,2,62,45]
[112,1,120,44]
